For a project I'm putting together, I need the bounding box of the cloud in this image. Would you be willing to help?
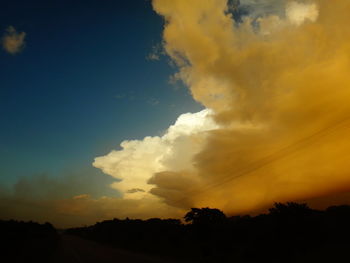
[126,188,145,194]
[0,175,183,228]
[255,1,319,35]
[6,0,350,226]
[0,169,122,227]
[2,26,26,54]
[238,0,287,19]
[286,1,319,26]
[147,0,350,215]
[237,0,318,25]
[0,111,218,227]
[0,191,183,228]
[93,109,218,201]
[146,43,164,61]
[11,169,119,200]
[147,97,159,106]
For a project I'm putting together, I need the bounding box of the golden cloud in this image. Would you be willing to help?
[148,0,350,215]
[2,26,26,54]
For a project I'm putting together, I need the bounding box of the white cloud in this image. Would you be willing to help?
[239,0,318,25]
[254,1,319,35]
[146,43,163,61]
[286,1,319,26]
[2,26,26,54]
[93,109,218,200]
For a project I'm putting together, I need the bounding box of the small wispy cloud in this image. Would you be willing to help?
[2,26,26,54]
[146,43,164,61]
[147,97,159,106]
[147,53,160,61]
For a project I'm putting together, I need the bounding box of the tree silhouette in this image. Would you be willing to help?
[268,202,312,216]
[64,203,350,263]
[184,207,226,225]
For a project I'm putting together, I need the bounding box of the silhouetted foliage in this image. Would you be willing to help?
[5,202,350,262]
[65,203,350,262]
[184,207,227,225]
[0,220,59,263]
[269,202,312,216]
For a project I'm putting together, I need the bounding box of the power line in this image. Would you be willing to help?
[171,116,350,206]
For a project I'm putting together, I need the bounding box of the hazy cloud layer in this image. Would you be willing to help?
[0,170,121,227]
[2,26,26,54]
[0,192,183,228]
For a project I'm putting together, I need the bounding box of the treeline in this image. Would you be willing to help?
[1,219,59,262]
[66,203,350,262]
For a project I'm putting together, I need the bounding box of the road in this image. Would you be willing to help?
[51,234,180,263]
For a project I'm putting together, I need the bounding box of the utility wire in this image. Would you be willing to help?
[171,115,350,206]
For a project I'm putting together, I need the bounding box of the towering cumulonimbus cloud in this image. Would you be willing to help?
[147,0,350,214]
[94,0,350,217]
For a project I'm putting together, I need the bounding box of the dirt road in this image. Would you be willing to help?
[52,234,179,263]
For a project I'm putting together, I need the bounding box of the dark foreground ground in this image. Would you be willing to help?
[51,234,181,263]
[52,234,350,263]
[1,220,180,263]
[4,203,350,262]
[5,232,350,263]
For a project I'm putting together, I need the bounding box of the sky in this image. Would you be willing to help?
[2,0,350,227]
[0,1,201,186]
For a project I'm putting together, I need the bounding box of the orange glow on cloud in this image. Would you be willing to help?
[147,0,350,214]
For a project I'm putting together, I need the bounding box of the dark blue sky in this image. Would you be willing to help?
[0,0,202,194]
